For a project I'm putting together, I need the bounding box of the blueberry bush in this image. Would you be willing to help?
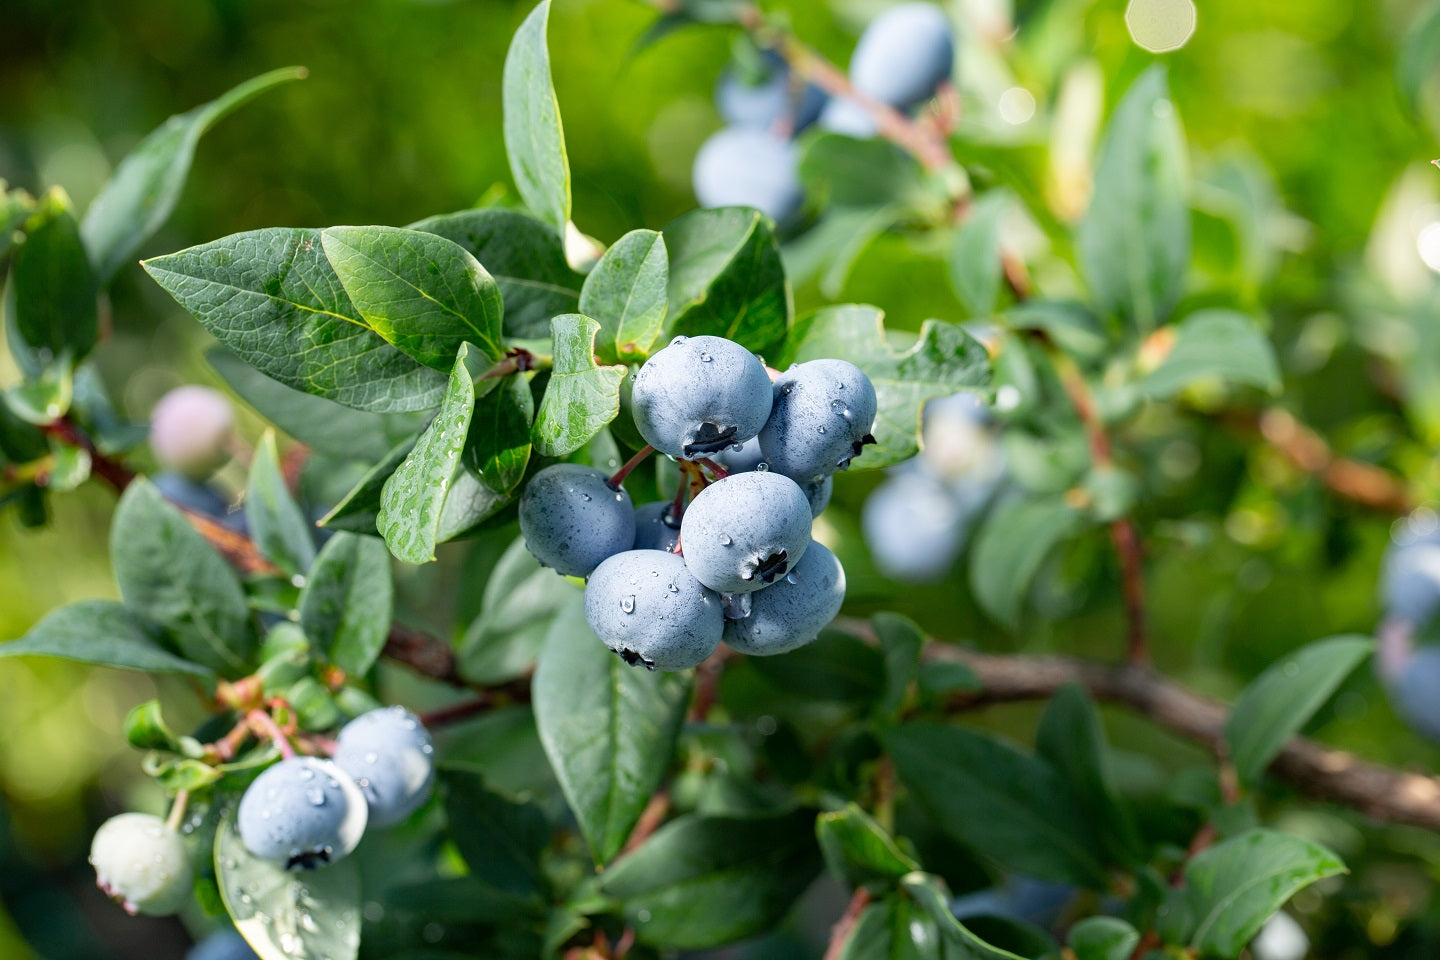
[5,1,1440,958]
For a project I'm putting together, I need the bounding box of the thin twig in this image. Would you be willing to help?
[619,789,672,860]
[823,887,873,960]
[1235,408,1414,514]
[609,445,654,488]
[40,416,135,493]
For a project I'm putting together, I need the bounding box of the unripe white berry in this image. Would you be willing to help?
[89,812,192,916]
[149,385,235,478]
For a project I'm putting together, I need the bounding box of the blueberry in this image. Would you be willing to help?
[862,470,966,581]
[1381,511,1440,629]
[1250,911,1310,960]
[723,540,845,655]
[584,549,724,670]
[630,336,773,461]
[692,127,805,224]
[519,463,636,577]
[758,359,878,484]
[714,436,767,474]
[817,97,878,138]
[332,706,435,828]
[1393,647,1440,742]
[152,470,232,518]
[716,51,826,133]
[89,812,192,916]
[680,471,812,593]
[803,476,833,517]
[849,3,955,110]
[149,385,235,479]
[633,500,683,553]
[237,757,368,870]
[187,930,260,960]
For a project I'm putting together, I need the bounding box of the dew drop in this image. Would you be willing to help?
[719,534,732,546]
[786,572,800,585]
[651,569,660,576]
[699,352,713,362]
[363,752,378,765]
[755,461,769,472]
[299,767,315,781]
[621,596,636,614]
[781,385,793,394]
[306,788,327,807]
[818,426,827,434]
[836,381,846,390]
[261,810,272,820]
[580,493,592,502]
[730,442,744,452]
[668,583,679,593]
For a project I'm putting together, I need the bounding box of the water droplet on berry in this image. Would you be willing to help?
[782,385,793,394]
[671,336,688,346]
[668,583,679,593]
[580,493,592,502]
[307,788,326,806]
[786,572,800,585]
[818,426,827,434]
[699,352,713,362]
[755,461,769,472]
[836,381,846,390]
[299,767,315,780]
[363,752,378,765]
[621,595,636,614]
[719,534,732,546]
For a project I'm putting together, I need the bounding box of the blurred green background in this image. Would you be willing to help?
[4,0,1440,956]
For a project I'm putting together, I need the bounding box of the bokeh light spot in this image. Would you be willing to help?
[1417,222,1440,273]
[998,87,1036,125]
[1125,0,1197,53]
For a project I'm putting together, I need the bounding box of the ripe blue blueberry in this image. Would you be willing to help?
[849,3,955,110]
[332,706,435,828]
[1381,511,1440,629]
[633,500,683,553]
[862,470,966,581]
[89,812,192,916]
[1393,647,1440,742]
[758,359,878,484]
[237,757,368,870]
[631,336,773,460]
[149,385,235,479]
[803,476,833,517]
[584,549,724,670]
[680,471,813,593]
[187,930,261,960]
[723,540,845,655]
[716,51,826,133]
[692,127,805,224]
[519,463,636,578]
[817,97,878,138]
[715,436,766,474]
[153,470,232,518]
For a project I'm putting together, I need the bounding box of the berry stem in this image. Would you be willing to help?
[696,457,730,479]
[608,445,655,488]
[248,708,296,760]
[164,789,190,832]
[40,415,135,493]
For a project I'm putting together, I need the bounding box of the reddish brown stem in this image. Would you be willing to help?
[481,348,539,381]
[609,445,654,488]
[696,457,730,479]
[619,789,671,859]
[1243,408,1414,513]
[40,416,135,493]
[689,646,736,722]
[247,708,296,760]
[823,887,873,960]
[418,684,533,728]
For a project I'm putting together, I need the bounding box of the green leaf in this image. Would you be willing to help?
[409,208,582,339]
[321,225,504,370]
[435,464,513,543]
[533,595,691,865]
[664,207,792,358]
[459,537,561,683]
[441,768,549,898]
[0,393,48,462]
[1076,66,1189,330]
[842,894,1022,960]
[1067,917,1140,960]
[1173,829,1345,958]
[207,346,427,462]
[503,0,571,232]
[949,191,1009,317]
[599,809,822,949]
[244,431,318,575]
[466,372,534,494]
[968,496,1082,628]
[781,304,990,468]
[111,479,254,676]
[1224,635,1373,787]
[298,532,394,676]
[215,807,360,960]
[874,612,924,717]
[144,755,224,792]
[81,67,305,284]
[816,803,920,887]
[318,437,416,535]
[12,188,98,360]
[0,601,211,676]
[883,723,1109,886]
[1139,309,1281,399]
[532,315,627,458]
[579,229,668,363]
[1399,5,1440,109]
[125,700,185,752]
[797,134,924,208]
[4,353,74,425]
[899,873,1032,960]
[377,344,489,563]
[0,186,35,264]
[143,228,447,413]
[1036,684,1145,867]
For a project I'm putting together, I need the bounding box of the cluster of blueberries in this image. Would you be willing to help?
[90,707,435,919]
[1378,508,1440,740]
[519,334,877,670]
[692,2,956,224]
[864,391,1005,581]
